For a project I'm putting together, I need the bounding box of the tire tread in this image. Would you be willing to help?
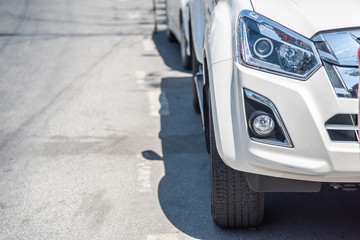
[210,104,264,228]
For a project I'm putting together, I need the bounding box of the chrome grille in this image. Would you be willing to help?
[325,114,359,142]
[313,30,360,99]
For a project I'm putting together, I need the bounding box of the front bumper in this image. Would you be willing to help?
[209,59,360,182]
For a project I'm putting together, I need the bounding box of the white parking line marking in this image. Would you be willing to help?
[148,91,169,116]
[137,154,152,193]
[136,71,146,86]
[136,79,146,85]
[143,38,156,52]
[159,93,169,116]
[127,12,141,20]
[136,71,146,79]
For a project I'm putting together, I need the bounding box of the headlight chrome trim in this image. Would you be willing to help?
[237,10,322,80]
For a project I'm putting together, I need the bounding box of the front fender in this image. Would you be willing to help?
[205,0,253,64]
[204,0,253,165]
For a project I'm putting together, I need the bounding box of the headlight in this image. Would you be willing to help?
[239,11,321,80]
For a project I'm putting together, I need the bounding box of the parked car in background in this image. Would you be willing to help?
[166,0,192,69]
[189,0,360,228]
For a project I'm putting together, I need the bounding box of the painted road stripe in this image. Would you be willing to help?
[148,90,169,116]
[143,38,156,52]
[137,153,152,193]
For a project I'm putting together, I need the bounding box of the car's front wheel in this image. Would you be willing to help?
[209,100,264,228]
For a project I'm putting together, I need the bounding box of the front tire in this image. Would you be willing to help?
[193,81,200,113]
[209,101,264,228]
[166,24,176,42]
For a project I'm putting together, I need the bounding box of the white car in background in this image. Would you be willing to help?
[189,0,360,228]
[166,0,192,69]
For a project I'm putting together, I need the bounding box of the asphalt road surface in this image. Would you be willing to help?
[1,0,360,239]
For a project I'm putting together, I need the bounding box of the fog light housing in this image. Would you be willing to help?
[244,89,293,147]
[250,111,275,138]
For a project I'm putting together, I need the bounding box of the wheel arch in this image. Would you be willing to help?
[203,52,210,153]
[203,2,237,163]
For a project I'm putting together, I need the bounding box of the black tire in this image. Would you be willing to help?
[167,27,176,42]
[209,101,264,228]
[193,81,200,113]
[180,21,191,70]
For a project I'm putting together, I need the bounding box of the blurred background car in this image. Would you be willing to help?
[166,0,192,69]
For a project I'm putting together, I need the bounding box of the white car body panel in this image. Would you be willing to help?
[251,0,360,39]
[211,59,359,182]
[190,0,252,64]
[198,0,360,182]
[167,0,191,55]
[189,0,206,63]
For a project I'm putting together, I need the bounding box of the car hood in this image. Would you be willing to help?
[251,0,360,39]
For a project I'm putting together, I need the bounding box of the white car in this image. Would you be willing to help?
[189,0,360,228]
[166,0,192,69]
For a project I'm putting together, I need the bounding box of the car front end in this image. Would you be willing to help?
[215,9,360,183]
[198,0,360,228]
[206,2,360,183]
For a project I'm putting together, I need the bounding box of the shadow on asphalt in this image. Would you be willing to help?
[152,30,190,73]
[141,30,360,240]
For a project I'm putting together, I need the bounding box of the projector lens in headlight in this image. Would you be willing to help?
[254,38,274,58]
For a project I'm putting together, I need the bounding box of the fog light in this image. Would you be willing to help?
[251,112,275,137]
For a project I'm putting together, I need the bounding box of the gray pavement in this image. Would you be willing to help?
[1,0,360,239]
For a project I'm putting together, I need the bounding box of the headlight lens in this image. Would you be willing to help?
[239,11,321,79]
